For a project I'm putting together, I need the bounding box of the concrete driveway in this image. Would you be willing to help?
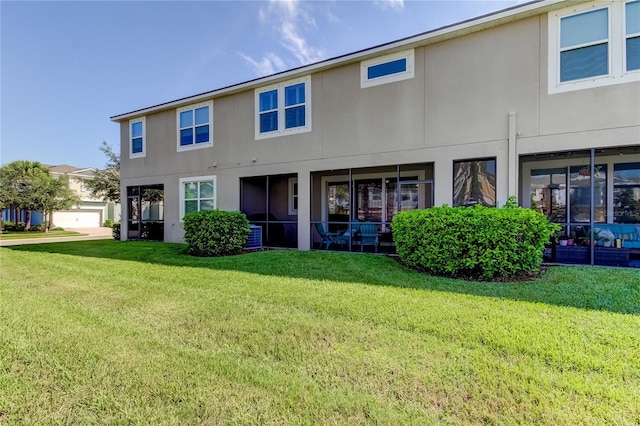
[0,227,113,246]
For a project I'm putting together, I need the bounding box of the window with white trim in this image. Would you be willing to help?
[129,117,145,159]
[626,0,640,71]
[177,101,213,151]
[361,49,414,88]
[559,8,609,82]
[288,177,298,215]
[179,176,216,220]
[255,76,311,140]
[548,1,640,94]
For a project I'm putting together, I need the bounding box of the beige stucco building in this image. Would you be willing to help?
[46,165,121,228]
[112,0,640,256]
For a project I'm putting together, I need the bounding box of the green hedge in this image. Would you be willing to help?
[183,210,250,257]
[392,198,559,280]
[2,221,26,232]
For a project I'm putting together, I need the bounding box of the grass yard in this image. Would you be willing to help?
[0,230,85,240]
[1,241,639,425]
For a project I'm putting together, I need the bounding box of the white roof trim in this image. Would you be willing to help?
[111,0,572,122]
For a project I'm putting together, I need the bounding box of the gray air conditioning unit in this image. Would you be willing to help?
[244,225,263,250]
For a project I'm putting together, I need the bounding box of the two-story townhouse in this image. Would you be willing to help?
[1,164,121,228]
[112,0,640,261]
[46,165,121,228]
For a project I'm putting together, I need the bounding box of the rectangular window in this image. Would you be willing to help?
[356,179,383,222]
[361,49,414,88]
[530,168,567,223]
[327,182,350,217]
[255,76,311,140]
[560,8,609,82]
[288,177,298,215]
[285,83,305,129]
[129,117,145,158]
[259,89,278,133]
[549,2,640,93]
[569,164,607,223]
[368,58,407,80]
[453,159,496,207]
[177,101,213,151]
[179,176,216,220]
[614,162,640,223]
[626,0,640,71]
[385,177,419,223]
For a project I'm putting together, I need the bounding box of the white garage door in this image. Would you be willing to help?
[53,211,101,228]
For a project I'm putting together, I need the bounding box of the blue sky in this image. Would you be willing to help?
[1,0,520,169]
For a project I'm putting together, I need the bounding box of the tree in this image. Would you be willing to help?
[0,161,77,233]
[0,161,50,231]
[85,141,120,203]
[33,174,78,232]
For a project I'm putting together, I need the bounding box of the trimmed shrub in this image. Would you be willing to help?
[392,198,560,280]
[112,223,121,240]
[183,210,250,257]
[103,219,114,228]
[2,221,16,231]
[29,224,45,232]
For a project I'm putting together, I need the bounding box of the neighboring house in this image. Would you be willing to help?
[44,165,121,228]
[111,0,640,256]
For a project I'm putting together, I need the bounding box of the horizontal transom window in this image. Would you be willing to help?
[361,49,414,88]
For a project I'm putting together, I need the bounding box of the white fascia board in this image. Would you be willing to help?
[110,0,570,122]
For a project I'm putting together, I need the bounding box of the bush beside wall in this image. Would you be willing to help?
[183,210,250,257]
[112,223,121,240]
[2,221,26,232]
[392,199,559,280]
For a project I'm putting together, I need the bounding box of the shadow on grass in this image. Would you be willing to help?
[4,240,639,315]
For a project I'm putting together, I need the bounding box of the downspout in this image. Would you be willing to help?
[265,176,270,244]
[396,164,401,216]
[508,112,518,201]
[590,148,595,266]
[348,168,353,251]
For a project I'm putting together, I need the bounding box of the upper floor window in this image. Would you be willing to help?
[361,49,414,88]
[255,76,311,140]
[177,101,213,152]
[80,179,90,193]
[179,175,216,220]
[626,0,640,71]
[549,1,640,94]
[129,117,145,159]
[560,8,609,82]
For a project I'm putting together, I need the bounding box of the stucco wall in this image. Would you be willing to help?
[118,6,640,246]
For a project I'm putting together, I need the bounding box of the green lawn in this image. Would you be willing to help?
[1,241,639,425]
[0,230,85,240]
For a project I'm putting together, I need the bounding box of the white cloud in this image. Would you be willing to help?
[260,0,326,65]
[374,0,405,11]
[238,52,287,76]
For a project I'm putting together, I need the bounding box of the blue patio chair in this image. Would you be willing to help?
[358,222,379,252]
[314,223,347,250]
